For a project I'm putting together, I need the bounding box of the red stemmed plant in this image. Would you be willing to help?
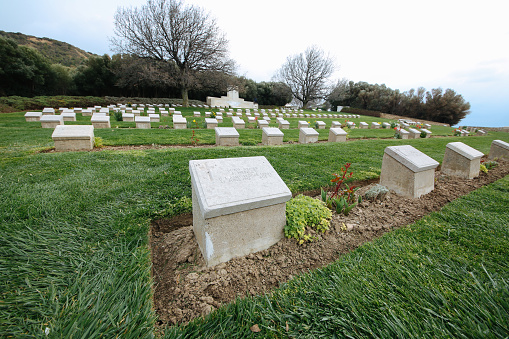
[321,163,361,215]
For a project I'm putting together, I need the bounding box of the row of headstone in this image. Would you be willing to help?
[380,140,509,198]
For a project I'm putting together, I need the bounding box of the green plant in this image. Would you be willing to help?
[420,131,427,138]
[453,129,462,136]
[480,164,488,173]
[93,136,104,148]
[390,122,398,129]
[314,121,319,129]
[364,184,389,201]
[484,160,498,170]
[285,195,332,244]
[321,163,360,215]
[113,110,123,121]
[190,130,199,145]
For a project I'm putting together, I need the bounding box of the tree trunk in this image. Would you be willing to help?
[181,87,189,107]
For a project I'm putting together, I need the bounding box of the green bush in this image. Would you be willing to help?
[113,110,123,121]
[285,195,332,244]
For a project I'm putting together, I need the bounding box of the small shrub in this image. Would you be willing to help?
[321,163,361,216]
[285,195,332,244]
[364,184,389,202]
[485,161,499,170]
[390,122,398,129]
[113,111,123,121]
[93,137,104,148]
[420,131,427,138]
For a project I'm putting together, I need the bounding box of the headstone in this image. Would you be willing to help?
[52,125,94,151]
[331,121,342,128]
[371,122,380,129]
[442,142,484,179]
[42,108,55,115]
[149,114,160,122]
[215,127,239,146]
[257,120,269,128]
[476,129,486,136]
[359,122,368,129]
[408,128,421,139]
[194,111,201,117]
[61,112,76,122]
[278,120,290,129]
[382,122,391,128]
[262,127,284,146]
[82,109,93,116]
[122,113,134,122]
[25,112,42,122]
[135,116,151,129]
[189,156,292,266]
[397,129,410,139]
[420,129,432,138]
[40,115,64,128]
[74,108,83,113]
[173,115,187,129]
[316,121,326,129]
[379,145,439,198]
[328,127,347,142]
[205,118,218,129]
[232,117,245,129]
[299,127,319,144]
[216,116,223,123]
[298,121,309,129]
[488,139,509,160]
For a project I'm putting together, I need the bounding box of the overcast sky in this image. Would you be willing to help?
[1,0,508,127]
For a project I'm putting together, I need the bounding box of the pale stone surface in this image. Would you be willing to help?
[359,122,368,129]
[488,139,509,160]
[90,115,110,129]
[149,114,160,122]
[215,127,239,146]
[299,127,319,144]
[40,115,64,128]
[397,129,410,139]
[206,89,258,109]
[135,116,151,129]
[52,125,94,151]
[61,112,76,121]
[278,120,290,129]
[408,128,421,139]
[262,127,284,145]
[173,115,187,129]
[328,127,347,142]
[420,129,432,138]
[298,121,309,129]
[42,108,55,115]
[442,142,483,179]
[370,122,380,129]
[189,156,291,266]
[25,112,42,122]
[257,120,269,128]
[122,113,135,122]
[316,121,326,129]
[232,117,245,129]
[331,121,342,128]
[382,122,391,128]
[380,145,439,198]
[82,109,93,116]
[205,118,218,129]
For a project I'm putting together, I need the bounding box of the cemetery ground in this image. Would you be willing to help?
[1,108,509,338]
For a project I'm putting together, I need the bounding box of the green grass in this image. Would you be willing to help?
[0,109,508,337]
[167,175,509,338]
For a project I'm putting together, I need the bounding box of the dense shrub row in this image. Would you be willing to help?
[340,107,381,118]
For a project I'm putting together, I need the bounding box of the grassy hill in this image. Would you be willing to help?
[0,30,95,67]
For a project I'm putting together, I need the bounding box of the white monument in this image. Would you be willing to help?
[206,89,258,109]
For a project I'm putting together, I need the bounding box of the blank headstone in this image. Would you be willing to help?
[298,121,309,129]
[488,139,509,160]
[316,121,326,129]
[25,112,42,122]
[189,156,292,266]
[262,127,284,146]
[215,127,239,146]
[379,145,439,198]
[442,142,484,179]
[408,128,421,139]
[173,115,187,129]
[122,113,134,122]
[299,127,319,144]
[40,115,64,128]
[52,125,94,151]
[359,122,368,129]
[135,116,151,129]
[328,127,347,142]
[205,118,218,129]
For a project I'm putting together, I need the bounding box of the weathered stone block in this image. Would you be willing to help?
[90,115,111,129]
[52,125,94,151]
[380,145,439,198]
[135,116,151,129]
[189,156,291,266]
[408,128,421,139]
[40,115,64,128]
[298,121,309,129]
[215,127,239,146]
[232,117,245,129]
[25,112,42,122]
[299,127,319,144]
[442,142,483,179]
[122,113,134,122]
[316,121,326,129]
[61,112,76,122]
[205,118,218,129]
[262,127,284,145]
[328,127,347,142]
[488,139,509,160]
[359,122,368,129]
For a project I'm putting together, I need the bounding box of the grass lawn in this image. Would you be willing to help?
[0,109,508,337]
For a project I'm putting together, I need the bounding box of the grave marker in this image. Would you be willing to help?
[442,142,483,179]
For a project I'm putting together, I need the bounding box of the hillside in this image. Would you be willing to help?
[0,30,96,67]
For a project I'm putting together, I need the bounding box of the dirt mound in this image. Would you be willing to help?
[150,158,509,329]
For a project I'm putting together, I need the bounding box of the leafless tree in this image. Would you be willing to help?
[273,46,335,108]
[111,0,235,106]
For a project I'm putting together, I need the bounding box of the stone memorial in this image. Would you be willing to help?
[380,145,439,198]
[359,122,368,129]
[232,117,245,129]
[442,142,483,179]
[173,115,187,129]
[397,129,410,139]
[328,127,347,142]
[149,114,160,122]
[122,113,134,122]
[488,139,509,160]
[331,121,342,128]
[371,122,380,129]
[476,129,486,136]
[51,125,94,151]
[262,127,284,146]
[205,118,218,129]
[257,120,269,128]
[189,156,291,266]
[299,127,319,144]
[25,112,42,122]
[408,128,421,139]
[298,121,309,129]
[135,116,151,129]
[194,111,201,117]
[74,108,83,113]
[316,121,326,129]
[61,112,76,122]
[90,115,110,129]
[216,116,224,123]
[382,122,391,128]
[82,109,93,116]
[42,108,55,115]
[215,127,239,146]
[40,115,64,128]
[278,120,290,129]
[420,129,432,138]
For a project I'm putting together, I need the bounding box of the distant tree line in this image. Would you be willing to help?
[0,37,291,106]
[327,80,470,125]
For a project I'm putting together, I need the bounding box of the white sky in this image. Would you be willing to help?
[1,0,508,126]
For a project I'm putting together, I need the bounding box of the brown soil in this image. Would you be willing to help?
[150,158,509,330]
